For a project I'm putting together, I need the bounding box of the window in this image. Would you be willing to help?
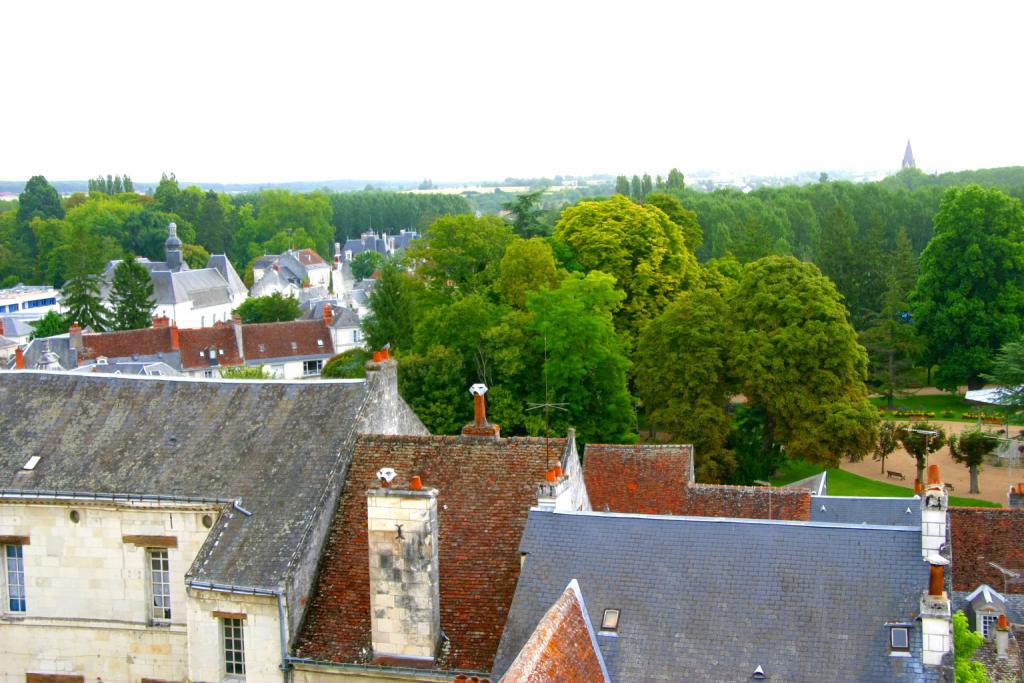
[303,359,323,376]
[4,544,26,613]
[982,614,999,638]
[353,329,362,343]
[203,370,215,379]
[600,608,620,633]
[889,626,910,651]
[223,617,246,677]
[147,548,171,624]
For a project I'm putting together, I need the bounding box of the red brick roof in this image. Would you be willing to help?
[178,326,243,370]
[295,434,567,672]
[583,444,692,515]
[295,248,327,266]
[242,320,332,360]
[81,327,175,360]
[583,444,810,520]
[950,508,1024,593]
[500,581,609,683]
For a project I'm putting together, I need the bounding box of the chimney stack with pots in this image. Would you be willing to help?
[364,348,401,434]
[536,465,574,512]
[919,465,952,667]
[921,465,948,559]
[68,322,83,351]
[152,315,170,328]
[15,347,25,369]
[323,304,333,326]
[996,614,1010,659]
[1009,483,1024,509]
[461,384,500,438]
[170,324,180,351]
[366,476,441,662]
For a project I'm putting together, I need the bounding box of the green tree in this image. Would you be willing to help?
[630,174,642,202]
[952,611,988,683]
[982,340,1024,416]
[525,271,634,445]
[911,185,1024,390]
[363,263,420,351]
[949,430,997,494]
[635,289,736,482]
[645,192,703,252]
[109,258,156,330]
[896,422,947,484]
[398,344,468,434]
[220,365,271,379]
[29,310,69,340]
[665,168,685,191]
[253,190,334,258]
[17,176,64,257]
[614,175,630,196]
[641,174,653,201]
[730,256,878,466]
[554,195,698,339]
[408,215,515,293]
[502,189,549,237]
[196,190,231,255]
[495,238,563,309]
[62,273,108,331]
[873,420,900,474]
[182,243,211,270]
[235,292,301,324]
[351,251,386,280]
[321,349,371,379]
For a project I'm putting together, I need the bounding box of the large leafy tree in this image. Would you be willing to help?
[554,195,698,340]
[896,422,946,484]
[502,189,549,238]
[29,310,69,340]
[17,175,64,257]
[873,420,900,474]
[235,292,301,324]
[635,288,736,482]
[408,215,515,294]
[949,430,997,494]
[109,258,156,330]
[730,256,878,466]
[363,263,421,351]
[911,185,1024,390]
[645,192,703,253]
[495,238,562,309]
[351,251,386,280]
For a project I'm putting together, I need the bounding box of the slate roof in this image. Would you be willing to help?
[207,254,248,297]
[950,508,1024,593]
[304,302,361,328]
[500,580,610,683]
[493,510,940,682]
[0,372,374,590]
[811,496,921,526]
[295,434,570,671]
[583,444,693,514]
[0,316,35,339]
[242,320,333,362]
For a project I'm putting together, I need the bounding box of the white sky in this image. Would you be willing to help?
[4,0,1023,184]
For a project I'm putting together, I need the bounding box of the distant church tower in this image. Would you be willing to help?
[902,140,916,170]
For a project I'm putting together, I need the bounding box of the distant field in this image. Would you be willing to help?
[772,460,1001,508]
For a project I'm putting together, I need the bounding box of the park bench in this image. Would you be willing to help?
[945,483,955,492]
[886,470,906,481]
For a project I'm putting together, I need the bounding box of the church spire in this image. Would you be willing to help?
[902,140,916,170]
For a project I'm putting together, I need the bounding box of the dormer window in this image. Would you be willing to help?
[889,625,910,654]
[600,608,620,634]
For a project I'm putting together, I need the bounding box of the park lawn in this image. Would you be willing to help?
[771,461,1001,507]
[871,392,1019,424]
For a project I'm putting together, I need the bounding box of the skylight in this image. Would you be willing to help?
[600,608,620,632]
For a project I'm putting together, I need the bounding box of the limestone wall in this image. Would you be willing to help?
[185,589,283,683]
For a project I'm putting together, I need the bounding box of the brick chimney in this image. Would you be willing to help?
[462,383,500,438]
[920,554,952,666]
[366,482,440,661]
[0,318,4,337]
[68,322,83,351]
[232,314,244,360]
[323,304,333,326]
[921,464,948,559]
[152,315,170,328]
[1009,483,1024,509]
[15,347,25,369]
[170,324,180,351]
[996,614,1010,658]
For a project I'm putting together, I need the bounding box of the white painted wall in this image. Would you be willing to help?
[185,590,284,683]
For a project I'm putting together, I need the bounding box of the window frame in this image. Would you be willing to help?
[3,543,26,614]
[222,616,246,678]
[146,547,171,626]
[600,608,620,634]
[889,625,910,652]
[303,359,323,376]
[981,614,999,638]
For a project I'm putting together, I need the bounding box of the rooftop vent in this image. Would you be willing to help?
[752,665,767,680]
[22,456,41,471]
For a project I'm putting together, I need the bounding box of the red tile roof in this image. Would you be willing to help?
[583,443,810,520]
[242,320,332,360]
[950,508,1024,593]
[295,248,327,266]
[295,434,567,672]
[81,327,176,361]
[583,444,692,515]
[500,581,609,683]
[178,326,243,370]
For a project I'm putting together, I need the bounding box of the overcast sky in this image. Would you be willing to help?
[4,1,1022,184]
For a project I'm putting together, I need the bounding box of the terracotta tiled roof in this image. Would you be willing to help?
[81,327,175,360]
[242,320,332,360]
[950,508,1024,593]
[178,326,243,370]
[583,444,810,520]
[295,434,567,672]
[583,444,692,515]
[500,580,609,683]
[295,248,327,266]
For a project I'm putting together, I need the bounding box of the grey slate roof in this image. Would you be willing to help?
[207,254,248,297]
[494,510,941,682]
[0,316,36,339]
[810,496,921,526]
[0,372,374,590]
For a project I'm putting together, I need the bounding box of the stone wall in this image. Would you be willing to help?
[185,589,282,683]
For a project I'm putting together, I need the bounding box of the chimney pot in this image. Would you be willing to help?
[998,614,1010,630]
[554,465,563,478]
[928,563,944,596]
[410,475,422,490]
[15,347,25,369]
[927,464,941,485]
[372,351,383,362]
[170,324,180,351]
[381,347,390,360]
[545,469,557,483]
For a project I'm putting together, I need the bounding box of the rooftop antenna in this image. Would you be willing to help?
[526,336,568,468]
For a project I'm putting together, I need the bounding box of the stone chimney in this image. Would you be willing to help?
[68,322,83,352]
[536,466,575,512]
[15,347,25,369]
[921,464,948,559]
[170,324,180,351]
[232,315,244,360]
[920,553,952,666]
[366,479,441,662]
[364,349,401,434]
[996,614,1010,658]
[1009,483,1024,509]
[462,383,500,438]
